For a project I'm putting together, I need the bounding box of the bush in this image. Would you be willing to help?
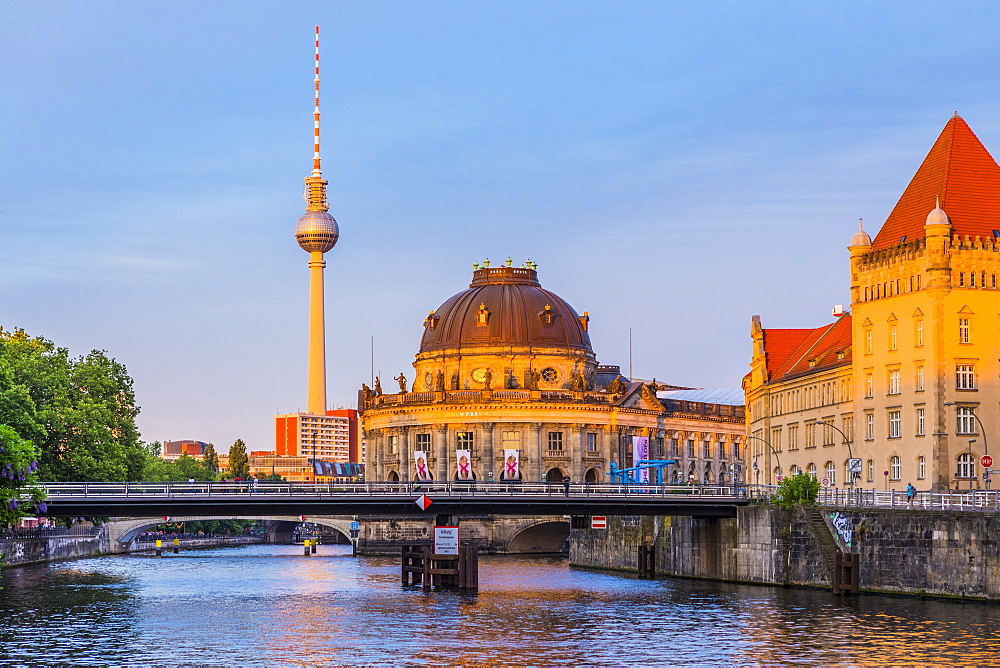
[773,472,820,509]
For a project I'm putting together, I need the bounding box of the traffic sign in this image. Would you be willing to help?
[591,516,607,529]
[350,521,360,531]
[980,455,993,468]
[415,494,433,511]
[848,458,862,473]
[821,478,831,487]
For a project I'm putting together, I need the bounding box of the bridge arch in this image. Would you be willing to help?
[545,467,565,482]
[505,519,570,553]
[109,516,355,547]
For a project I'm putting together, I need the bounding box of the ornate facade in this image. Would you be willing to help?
[745,115,1000,490]
[361,262,744,483]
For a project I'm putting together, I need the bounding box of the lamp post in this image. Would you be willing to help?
[816,420,857,494]
[945,402,988,491]
[745,434,782,486]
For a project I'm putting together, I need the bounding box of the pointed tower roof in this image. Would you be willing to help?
[872,115,1000,250]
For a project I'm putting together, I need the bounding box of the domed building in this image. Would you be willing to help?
[361,261,745,484]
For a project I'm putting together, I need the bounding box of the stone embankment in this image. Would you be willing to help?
[569,505,1000,601]
[1,530,264,568]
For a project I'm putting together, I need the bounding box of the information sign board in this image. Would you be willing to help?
[434,526,459,555]
[847,458,862,473]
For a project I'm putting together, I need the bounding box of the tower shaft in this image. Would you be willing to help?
[307,251,328,415]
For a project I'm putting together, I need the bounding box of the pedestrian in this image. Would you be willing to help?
[562,473,571,496]
[251,476,259,493]
[906,482,916,505]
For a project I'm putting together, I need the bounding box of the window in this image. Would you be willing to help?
[702,441,710,458]
[864,328,873,354]
[807,463,817,478]
[771,428,782,452]
[956,364,976,390]
[959,318,970,344]
[787,465,798,477]
[917,408,925,436]
[687,440,695,457]
[956,407,977,435]
[733,440,740,458]
[669,438,678,457]
[718,441,726,459]
[959,272,965,287]
[867,459,874,482]
[866,414,874,440]
[457,431,474,449]
[826,461,836,484]
[916,365,924,391]
[915,320,924,346]
[586,432,597,452]
[958,453,975,478]
[918,456,925,480]
[547,431,563,451]
[888,411,901,438]
[888,369,900,395]
[842,416,854,443]
[502,431,521,449]
[889,325,897,350]
[416,433,431,448]
[788,425,799,451]
[890,455,901,481]
[389,435,398,454]
[805,422,816,448]
[865,373,874,398]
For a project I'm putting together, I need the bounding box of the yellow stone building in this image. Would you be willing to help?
[745,115,1000,490]
[361,261,745,483]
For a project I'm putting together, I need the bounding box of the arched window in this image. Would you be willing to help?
[825,461,836,484]
[957,453,975,478]
[789,465,800,476]
[890,456,901,481]
[807,463,817,478]
[917,456,925,480]
[867,459,874,482]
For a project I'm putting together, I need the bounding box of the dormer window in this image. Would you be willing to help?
[539,304,556,326]
[476,303,490,327]
[424,311,440,330]
[899,235,907,243]
[808,358,817,368]
[579,311,590,331]
[836,350,845,360]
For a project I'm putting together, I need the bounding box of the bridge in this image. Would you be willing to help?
[39,481,751,519]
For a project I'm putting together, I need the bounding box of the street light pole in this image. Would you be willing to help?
[945,402,989,491]
[816,420,856,493]
[745,434,782,485]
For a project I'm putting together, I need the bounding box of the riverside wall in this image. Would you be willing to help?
[568,505,1000,601]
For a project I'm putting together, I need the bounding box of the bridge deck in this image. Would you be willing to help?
[37,482,751,518]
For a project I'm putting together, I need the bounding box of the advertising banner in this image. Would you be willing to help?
[413,450,433,481]
[632,436,650,483]
[455,449,473,480]
[502,449,521,480]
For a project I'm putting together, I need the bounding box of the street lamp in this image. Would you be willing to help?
[945,402,989,490]
[745,434,782,485]
[815,420,857,492]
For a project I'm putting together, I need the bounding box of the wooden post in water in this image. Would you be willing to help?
[637,545,656,579]
[311,538,317,554]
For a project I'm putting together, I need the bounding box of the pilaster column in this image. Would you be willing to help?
[574,424,586,481]
[481,422,495,481]
[374,430,386,481]
[399,426,411,481]
[530,423,543,482]
[435,424,449,481]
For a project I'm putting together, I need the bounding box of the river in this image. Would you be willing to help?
[2,544,1000,665]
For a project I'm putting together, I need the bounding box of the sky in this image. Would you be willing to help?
[2,2,1000,453]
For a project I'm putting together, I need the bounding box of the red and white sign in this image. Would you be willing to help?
[415,494,433,511]
[298,515,306,522]
[821,478,831,487]
[981,455,993,468]
[591,516,607,529]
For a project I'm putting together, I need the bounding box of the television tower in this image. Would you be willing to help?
[295,25,339,415]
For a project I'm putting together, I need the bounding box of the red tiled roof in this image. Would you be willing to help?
[763,315,853,382]
[872,115,1000,250]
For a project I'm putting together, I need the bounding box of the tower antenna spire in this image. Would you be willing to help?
[312,24,322,177]
[302,25,329,212]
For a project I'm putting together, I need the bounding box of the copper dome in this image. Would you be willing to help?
[419,266,592,353]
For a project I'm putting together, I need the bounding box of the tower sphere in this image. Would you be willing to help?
[296,210,339,252]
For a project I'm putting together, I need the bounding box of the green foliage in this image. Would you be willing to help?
[142,454,217,482]
[227,439,249,478]
[0,424,46,525]
[0,327,146,482]
[257,472,285,482]
[773,472,820,509]
[202,443,219,472]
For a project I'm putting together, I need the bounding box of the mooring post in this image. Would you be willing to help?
[173,538,180,554]
[422,544,432,592]
[155,539,162,557]
[303,539,311,557]
[311,538,317,554]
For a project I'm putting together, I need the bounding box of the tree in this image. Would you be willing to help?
[0,328,148,482]
[227,439,249,478]
[773,472,820,509]
[142,454,215,482]
[0,424,46,526]
[202,443,219,473]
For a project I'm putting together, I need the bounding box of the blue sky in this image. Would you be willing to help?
[2,2,999,452]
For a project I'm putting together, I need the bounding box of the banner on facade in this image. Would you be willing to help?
[502,449,521,480]
[632,436,650,483]
[455,449,473,480]
[413,450,433,481]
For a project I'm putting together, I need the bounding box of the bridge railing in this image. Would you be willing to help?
[36,481,753,499]
[817,487,1000,512]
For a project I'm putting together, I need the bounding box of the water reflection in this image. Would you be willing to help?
[2,544,1000,665]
